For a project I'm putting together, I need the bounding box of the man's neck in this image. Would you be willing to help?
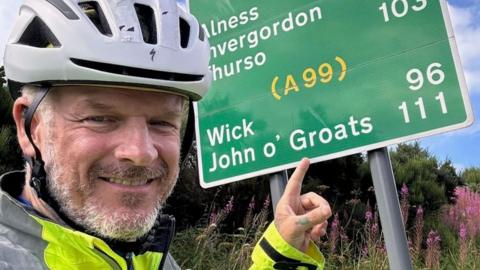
[21,185,64,224]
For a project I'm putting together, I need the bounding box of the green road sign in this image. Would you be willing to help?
[191,0,474,188]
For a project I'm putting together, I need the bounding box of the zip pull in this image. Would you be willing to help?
[126,252,134,270]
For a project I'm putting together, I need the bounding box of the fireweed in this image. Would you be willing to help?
[412,206,424,260]
[425,230,441,270]
[443,187,480,239]
[400,183,410,226]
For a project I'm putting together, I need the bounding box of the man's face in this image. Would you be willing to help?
[39,86,185,241]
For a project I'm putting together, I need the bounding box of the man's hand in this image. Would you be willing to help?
[274,158,332,252]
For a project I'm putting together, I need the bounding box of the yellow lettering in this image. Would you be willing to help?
[284,75,299,96]
[271,76,282,100]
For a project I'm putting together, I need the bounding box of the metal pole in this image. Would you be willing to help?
[269,170,288,214]
[368,147,413,270]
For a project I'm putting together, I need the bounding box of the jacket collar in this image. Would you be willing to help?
[0,170,175,255]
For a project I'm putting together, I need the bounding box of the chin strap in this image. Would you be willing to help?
[24,86,51,202]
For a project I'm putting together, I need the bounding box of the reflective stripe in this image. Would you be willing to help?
[259,239,316,270]
[250,223,324,270]
[259,238,300,264]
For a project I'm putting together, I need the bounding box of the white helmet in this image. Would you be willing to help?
[4,0,211,100]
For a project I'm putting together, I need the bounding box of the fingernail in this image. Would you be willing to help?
[300,158,310,169]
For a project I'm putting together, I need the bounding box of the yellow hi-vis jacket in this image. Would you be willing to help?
[0,171,325,269]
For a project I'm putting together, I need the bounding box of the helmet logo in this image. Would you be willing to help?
[150,48,157,61]
[119,25,135,32]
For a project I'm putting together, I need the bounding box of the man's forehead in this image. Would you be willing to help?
[52,86,185,112]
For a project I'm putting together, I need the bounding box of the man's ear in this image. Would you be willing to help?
[12,97,40,158]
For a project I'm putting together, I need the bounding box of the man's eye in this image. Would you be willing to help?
[150,120,176,129]
[84,116,114,123]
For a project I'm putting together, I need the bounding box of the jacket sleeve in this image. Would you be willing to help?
[249,222,325,270]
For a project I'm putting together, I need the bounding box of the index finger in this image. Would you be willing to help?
[283,158,310,199]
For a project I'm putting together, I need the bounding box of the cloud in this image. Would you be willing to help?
[0,1,22,66]
[448,4,480,93]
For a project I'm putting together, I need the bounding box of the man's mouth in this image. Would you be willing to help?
[98,177,155,186]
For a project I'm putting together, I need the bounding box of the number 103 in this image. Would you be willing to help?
[379,0,428,22]
[398,92,448,123]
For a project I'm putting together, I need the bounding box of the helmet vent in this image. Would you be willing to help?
[134,4,157,44]
[70,58,204,82]
[17,17,61,48]
[79,1,112,36]
[179,18,190,48]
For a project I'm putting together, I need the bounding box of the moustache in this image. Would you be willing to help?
[89,163,168,181]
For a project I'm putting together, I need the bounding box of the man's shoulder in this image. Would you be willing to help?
[0,229,47,269]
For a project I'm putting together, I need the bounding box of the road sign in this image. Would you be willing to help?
[191,0,474,188]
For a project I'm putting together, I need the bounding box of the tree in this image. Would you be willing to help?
[461,167,480,192]
[390,142,460,212]
[0,66,23,174]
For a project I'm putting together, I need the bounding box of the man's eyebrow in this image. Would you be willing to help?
[75,99,115,111]
[74,98,185,117]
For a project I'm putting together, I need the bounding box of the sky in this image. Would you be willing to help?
[0,0,479,171]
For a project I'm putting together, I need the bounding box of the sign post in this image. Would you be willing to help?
[369,148,413,270]
[269,170,288,214]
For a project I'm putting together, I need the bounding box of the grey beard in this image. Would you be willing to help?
[45,161,172,241]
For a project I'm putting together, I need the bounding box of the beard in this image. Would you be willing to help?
[44,145,178,241]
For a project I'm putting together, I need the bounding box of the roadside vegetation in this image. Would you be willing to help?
[170,183,480,270]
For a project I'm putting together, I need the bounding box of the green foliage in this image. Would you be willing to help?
[425,212,457,254]
[390,142,459,212]
[170,196,270,270]
[438,160,463,201]
[0,66,5,85]
[461,167,480,192]
[0,66,23,174]
[170,188,480,269]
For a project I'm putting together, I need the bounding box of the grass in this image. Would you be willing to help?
[170,187,480,269]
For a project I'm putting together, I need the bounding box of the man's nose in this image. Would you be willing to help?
[114,121,158,166]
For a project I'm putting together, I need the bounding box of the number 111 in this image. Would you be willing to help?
[398,92,448,123]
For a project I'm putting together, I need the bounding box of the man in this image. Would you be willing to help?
[0,0,331,269]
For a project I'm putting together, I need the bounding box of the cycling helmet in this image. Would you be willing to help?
[4,0,211,100]
[2,0,211,240]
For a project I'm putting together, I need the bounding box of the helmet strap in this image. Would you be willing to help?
[24,86,50,198]
[179,101,195,169]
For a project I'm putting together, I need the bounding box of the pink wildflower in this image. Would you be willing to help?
[425,230,441,270]
[412,206,424,258]
[365,202,373,222]
[443,187,480,239]
[223,196,234,215]
[459,223,468,268]
[328,213,340,253]
[400,183,409,226]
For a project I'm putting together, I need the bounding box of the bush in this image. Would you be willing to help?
[0,66,23,174]
[461,167,480,192]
